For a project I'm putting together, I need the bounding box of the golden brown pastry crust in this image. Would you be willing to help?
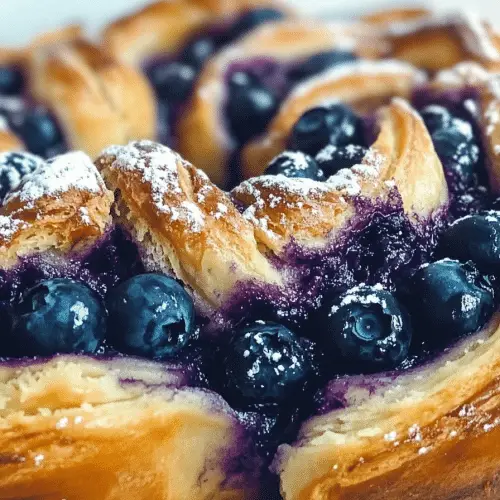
[383,12,500,72]
[0,151,113,268]
[242,60,427,179]
[98,99,446,309]
[0,128,24,153]
[276,316,500,500]
[27,39,156,159]
[102,0,291,66]
[177,20,388,186]
[0,357,255,500]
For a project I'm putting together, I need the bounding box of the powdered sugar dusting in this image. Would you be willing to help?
[103,141,206,232]
[4,151,104,207]
[0,215,27,239]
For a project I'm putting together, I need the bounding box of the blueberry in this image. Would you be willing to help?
[420,105,452,135]
[432,120,479,186]
[491,197,500,212]
[180,36,218,69]
[14,108,64,158]
[289,51,357,82]
[147,62,196,103]
[315,144,367,177]
[0,65,24,96]
[226,72,279,143]
[408,259,495,341]
[438,213,500,274]
[320,285,412,372]
[0,151,44,203]
[223,321,313,407]
[11,278,106,357]
[106,274,195,359]
[288,104,364,156]
[265,151,324,180]
[228,8,285,40]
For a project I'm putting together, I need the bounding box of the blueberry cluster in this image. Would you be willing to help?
[420,104,488,216]
[264,103,367,179]
[147,8,285,137]
[0,273,196,360]
[0,68,65,158]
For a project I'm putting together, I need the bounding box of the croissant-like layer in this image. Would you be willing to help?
[276,315,500,500]
[177,20,387,185]
[0,356,258,500]
[242,59,428,179]
[102,0,291,66]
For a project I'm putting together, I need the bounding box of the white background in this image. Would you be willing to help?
[0,0,498,46]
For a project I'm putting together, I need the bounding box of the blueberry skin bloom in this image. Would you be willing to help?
[223,321,313,408]
[438,213,500,274]
[322,284,412,372]
[106,274,195,359]
[12,278,106,357]
[409,259,495,342]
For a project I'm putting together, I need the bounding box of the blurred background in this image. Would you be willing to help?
[0,0,498,46]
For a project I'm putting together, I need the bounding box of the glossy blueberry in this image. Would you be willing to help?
[265,151,325,180]
[106,274,195,359]
[491,197,500,212]
[223,321,313,407]
[438,213,500,274]
[320,285,412,372]
[226,72,279,143]
[0,151,43,203]
[0,65,24,95]
[180,36,218,69]
[288,104,364,156]
[11,278,106,357]
[13,108,64,158]
[408,259,495,341]
[432,120,479,186]
[289,51,357,82]
[315,144,367,177]
[147,62,197,103]
[228,8,285,40]
[420,105,452,135]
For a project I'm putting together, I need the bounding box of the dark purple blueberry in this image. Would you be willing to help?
[0,151,44,203]
[320,285,412,372]
[0,65,24,96]
[288,104,364,156]
[106,274,195,359]
[13,108,64,158]
[438,213,500,274]
[265,151,324,180]
[11,278,106,357]
[223,321,313,407]
[432,120,479,186]
[288,51,357,82]
[408,259,495,342]
[492,198,500,212]
[315,144,367,177]
[147,62,196,103]
[180,36,218,69]
[228,8,285,40]
[226,72,278,143]
[420,105,452,135]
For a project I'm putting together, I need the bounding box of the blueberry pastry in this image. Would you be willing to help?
[103,0,293,148]
[176,19,385,185]
[0,29,155,158]
[0,5,499,500]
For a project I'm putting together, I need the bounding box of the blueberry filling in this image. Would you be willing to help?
[315,144,367,177]
[0,65,24,96]
[288,51,358,83]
